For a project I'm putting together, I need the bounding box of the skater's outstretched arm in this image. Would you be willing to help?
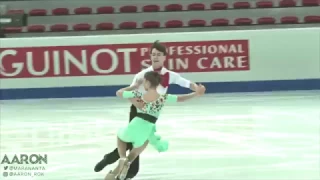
[117,73,144,104]
[116,90,141,98]
[167,84,206,102]
[170,72,199,92]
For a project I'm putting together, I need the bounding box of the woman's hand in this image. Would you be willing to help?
[195,84,206,96]
[116,89,124,97]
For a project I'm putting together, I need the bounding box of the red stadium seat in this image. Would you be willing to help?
[50,24,68,32]
[7,9,24,14]
[165,4,183,11]
[304,16,320,23]
[97,6,114,14]
[143,5,160,12]
[142,21,161,28]
[188,19,206,27]
[234,18,253,25]
[29,9,47,16]
[165,20,183,28]
[119,22,137,29]
[211,3,228,10]
[27,25,46,32]
[3,27,23,33]
[302,0,320,6]
[52,8,69,15]
[96,23,114,30]
[257,17,276,24]
[188,3,205,10]
[233,2,251,9]
[256,0,274,8]
[120,6,138,13]
[74,7,92,15]
[211,18,229,26]
[279,0,297,7]
[73,23,91,31]
[281,16,299,24]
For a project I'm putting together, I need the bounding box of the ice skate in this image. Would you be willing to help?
[104,170,117,180]
[117,158,131,180]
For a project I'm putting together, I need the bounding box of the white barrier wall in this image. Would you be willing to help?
[0,28,320,99]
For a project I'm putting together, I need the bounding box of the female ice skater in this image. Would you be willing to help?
[109,71,206,180]
[95,40,200,180]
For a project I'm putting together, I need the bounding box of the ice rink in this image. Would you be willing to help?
[1,91,319,180]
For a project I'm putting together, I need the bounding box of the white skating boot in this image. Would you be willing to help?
[104,170,117,180]
[117,158,131,180]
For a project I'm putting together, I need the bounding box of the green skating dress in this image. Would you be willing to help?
[117,90,178,149]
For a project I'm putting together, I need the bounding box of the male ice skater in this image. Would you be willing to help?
[95,40,199,179]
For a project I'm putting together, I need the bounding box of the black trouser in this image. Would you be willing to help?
[105,105,139,179]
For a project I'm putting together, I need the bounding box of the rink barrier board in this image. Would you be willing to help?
[1,28,320,100]
[1,79,319,100]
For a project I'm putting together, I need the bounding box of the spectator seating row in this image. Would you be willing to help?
[1,0,319,36]
[5,0,320,16]
[4,16,320,33]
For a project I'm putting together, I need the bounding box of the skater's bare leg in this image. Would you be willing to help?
[117,141,148,180]
[117,137,127,158]
[95,105,136,173]
[116,136,129,180]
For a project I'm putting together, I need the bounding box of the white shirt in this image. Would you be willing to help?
[130,66,191,95]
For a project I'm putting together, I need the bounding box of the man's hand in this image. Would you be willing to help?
[129,98,144,109]
[195,84,206,96]
[190,82,199,92]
